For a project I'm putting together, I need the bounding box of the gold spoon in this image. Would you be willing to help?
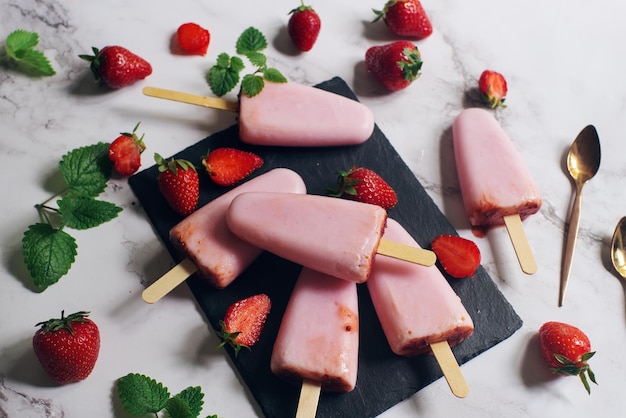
[559,125,601,306]
[610,216,626,280]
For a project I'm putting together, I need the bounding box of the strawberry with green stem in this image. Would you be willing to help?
[155,153,200,216]
[218,293,271,357]
[478,70,508,108]
[373,0,433,40]
[108,122,146,176]
[327,166,398,210]
[79,45,152,89]
[288,1,322,52]
[365,41,423,91]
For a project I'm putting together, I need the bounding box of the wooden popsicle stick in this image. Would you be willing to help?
[430,340,470,398]
[142,86,239,113]
[142,258,198,304]
[503,214,537,275]
[377,238,437,267]
[295,380,322,418]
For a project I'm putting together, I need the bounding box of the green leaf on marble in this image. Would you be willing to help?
[3,29,55,76]
[59,142,112,198]
[57,196,122,230]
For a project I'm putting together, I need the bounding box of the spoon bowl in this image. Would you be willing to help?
[559,125,601,306]
[610,216,626,280]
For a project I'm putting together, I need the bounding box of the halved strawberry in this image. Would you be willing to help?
[202,147,263,186]
[431,234,481,278]
[478,70,508,108]
[108,122,146,176]
[218,293,271,356]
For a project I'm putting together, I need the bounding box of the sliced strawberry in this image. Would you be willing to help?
[108,122,146,176]
[202,147,263,186]
[176,22,210,56]
[218,293,271,356]
[431,234,481,278]
[478,70,508,108]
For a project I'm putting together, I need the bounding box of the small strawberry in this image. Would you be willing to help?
[365,41,422,91]
[79,46,152,89]
[32,311,100,385]
[202,147,263,187]
[155,153,199,216]
[176,22,210,56]
[327,166,398,210]
[478,70,508,108]
[108,122,146,176]
[373,0,433,40]
[431,234,481,278]
[538,321,597,394]
[288,1,322,52]
[218,293,271,356]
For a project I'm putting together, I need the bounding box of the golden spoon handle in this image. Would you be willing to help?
[559,185,584,306]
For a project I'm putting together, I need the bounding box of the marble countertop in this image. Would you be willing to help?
[2,0,625,417]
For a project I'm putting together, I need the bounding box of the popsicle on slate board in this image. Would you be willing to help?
[367,218,473,398]
[452,108,541,274]
[143,81,375,147]
[142,168,306,304]
[226,192,437,283]
[271,267,359,418]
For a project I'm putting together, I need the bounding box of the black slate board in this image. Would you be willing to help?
[129,77,522,418]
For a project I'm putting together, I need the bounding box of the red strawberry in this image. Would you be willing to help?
[478,70,508,108]
[108,122,146,176]
[328,166,398,210]
[32,311,100,385]
[218,293,271,356]
[155,153,199,216]
[288,1,321,52]
[538,321,597,394]
[79,46,152,89]
[365,41,422,91]
[202,147,263,186]
[373,0,433,39]
[431,234,481,278]
[176,22,210,56]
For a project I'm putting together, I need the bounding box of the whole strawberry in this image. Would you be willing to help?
[373,0,433,39]
[478,70,508,108]
[155,153,199,216]
[32,311,100,385]
[328,166,398,210]
[202,147,263,186]
[288,1,321,52]
[538,321,597,394]
[176,22,211,56]
[365,41,422,91]
[79,46,152,89]
[108,122,146,176]
[218,293,272,356]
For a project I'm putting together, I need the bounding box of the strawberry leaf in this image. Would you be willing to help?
[236,27,267,54]
[117,373,170,415]
[59,142,111,197]
[3,29,55,76]
[208,53,244,97]
[172,386,204,418]
[22,223,77,291]
[58,196,122,230]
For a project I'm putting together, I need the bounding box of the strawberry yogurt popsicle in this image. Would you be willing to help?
[142,168,306,304]
[452,108,541,274]
[367,218,473,397]
[226,192,436,284]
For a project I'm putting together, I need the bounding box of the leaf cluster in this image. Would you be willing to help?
[207,27,287,98]
[117,373,219,418]
[22,142,122,291]
[1,29,55,76]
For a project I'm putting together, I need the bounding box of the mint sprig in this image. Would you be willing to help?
[22,142,122,291]
[207,27,287,98]
[116,373,220,418]
[1,29,55,76]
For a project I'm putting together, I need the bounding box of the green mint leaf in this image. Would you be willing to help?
[4,29,55,76]
[173,386,204,418]
[244,51,266,68]
[208,53,245,97]
[263,68,287,84]
[5,29,39,57]
[58,196,122,230]
[241,74,265,97]
[166,396,193,418]
[206,415,220,418]
[230,55,245,73]
[117,373,170,415]
[14,49,56,76]
[22,223,77,291]
[236,27,267,54]
[59,142,111,198]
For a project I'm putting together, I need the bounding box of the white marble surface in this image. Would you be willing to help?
[1,0,625,417]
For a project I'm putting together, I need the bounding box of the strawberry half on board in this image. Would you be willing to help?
[202,147,263,186]
[478,70,508,108]
[155,153,199,216]
[218,293,272,356]
[32,311,100,385]
[373,0,433,40]
[327,166,398,210]
[538,321,597,394]
[430,234,481,278]
[79,45,152,89]
[365,41,422,91]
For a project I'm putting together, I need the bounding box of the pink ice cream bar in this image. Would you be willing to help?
[367,219,474,356]
[238,82,375,147]
[271,267,359,392]
[169,168,306,289]
[452,108,541,229]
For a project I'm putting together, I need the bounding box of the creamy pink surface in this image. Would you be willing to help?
[367,219,474,356]
[226,192,387,283]
[238,81,375,147]
[169,169,306,289]
[271,267,359,393]
[452,108,542,228]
